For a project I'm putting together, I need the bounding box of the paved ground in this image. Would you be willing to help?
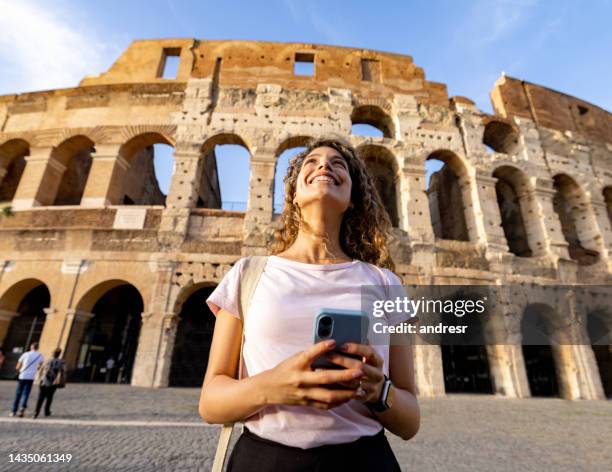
[0,380,610,471]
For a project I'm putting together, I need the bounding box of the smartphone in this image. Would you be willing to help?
[311,308,370,371]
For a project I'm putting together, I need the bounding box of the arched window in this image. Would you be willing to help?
[358,144,399,227]
[51,136,95,206]
[426,150,470,241]
[552,174,599,265]
[274,136,310,215]
[351,105,394,139]
[0,139,29,203]
[493,166,535,257]
[483,120,520,155]
[119,133,175,206]
[199,134,250,211]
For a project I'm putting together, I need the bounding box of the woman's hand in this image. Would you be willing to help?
[258,339,364,410]
[325,342,385,403]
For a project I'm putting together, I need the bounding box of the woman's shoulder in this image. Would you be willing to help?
[357,260,400,285]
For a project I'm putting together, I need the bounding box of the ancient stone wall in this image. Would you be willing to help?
[0,39,610,399]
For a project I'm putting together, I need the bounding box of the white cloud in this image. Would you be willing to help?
[282,0,346,45]
[0,0,119,95]
[458,0,540,48]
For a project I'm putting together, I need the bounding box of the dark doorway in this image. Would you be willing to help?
[72,285,143,383]
[442,345,493,393]
[521,305,560,397]
[169,287,216,387]
[522,345,559,397]
[0,285,50,379]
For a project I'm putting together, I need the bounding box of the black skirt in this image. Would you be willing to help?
[226,427,402,472]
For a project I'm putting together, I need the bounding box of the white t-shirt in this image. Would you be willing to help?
[206,255,410,449]
[18,350,44,380]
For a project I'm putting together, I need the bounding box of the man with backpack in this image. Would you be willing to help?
[10,342,44,417]
[34,347,66,418]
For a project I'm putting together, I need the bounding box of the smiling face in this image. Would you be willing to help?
[293,146,353,213]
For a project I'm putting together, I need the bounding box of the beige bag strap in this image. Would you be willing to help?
[212,255,268,472]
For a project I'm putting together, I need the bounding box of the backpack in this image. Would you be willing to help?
[212,255,268,472]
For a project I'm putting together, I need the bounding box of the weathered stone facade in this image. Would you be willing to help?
[0,39,610,399]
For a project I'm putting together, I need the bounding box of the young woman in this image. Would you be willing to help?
[200,137,419,471]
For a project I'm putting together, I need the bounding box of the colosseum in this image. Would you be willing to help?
[0,39,610,399]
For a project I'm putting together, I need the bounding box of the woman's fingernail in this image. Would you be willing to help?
[352,370,362,378]
[340,344,348,351]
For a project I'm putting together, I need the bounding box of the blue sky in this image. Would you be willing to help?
[1,0,611,207]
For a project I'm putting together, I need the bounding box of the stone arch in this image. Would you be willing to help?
[439,291,494,394]
[198,133,252,210]
[0,139,30,203]
[586,310,611,398]
[426,150,473,241]
[117,132,175,205]
[68,280,145,383]
[483,119,520,154]
[357,144,400,227]
[46,135,96,205]
[273,135,311,215]
[493,165,541,257]
[552,174,600,265]
[168,283,217,387]
[0,279,50,379]
[520,303,571,397]
[351,105,394,138]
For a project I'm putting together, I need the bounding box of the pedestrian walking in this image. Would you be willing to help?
[34,347,66,418]
[11,342,44,417]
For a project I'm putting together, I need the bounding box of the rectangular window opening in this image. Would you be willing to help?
[160,48,181,79]
[294,52,315,77]
[361,58,380,82]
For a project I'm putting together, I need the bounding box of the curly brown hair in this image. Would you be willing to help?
[269,136,396,272]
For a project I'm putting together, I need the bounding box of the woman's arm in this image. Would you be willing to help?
[199,308,365,424]
[371,335,420,440]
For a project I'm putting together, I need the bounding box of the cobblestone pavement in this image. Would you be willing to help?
[0,381,610,471]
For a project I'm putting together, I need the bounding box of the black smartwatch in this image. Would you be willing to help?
[366,375,392,412]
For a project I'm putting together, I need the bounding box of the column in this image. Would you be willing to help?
[400,162,434,244]
[158,145,201,245]
[588,196,612,270]
[412,344,445,397]
[131,260,176,387]
[11,147,64,210]
[243,152,275,254]
[80,144,128,207]
[533,178,569,260]
[474,172,510,252]
[486,344,530,398]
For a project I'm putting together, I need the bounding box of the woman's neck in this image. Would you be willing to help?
[279,213,351,263]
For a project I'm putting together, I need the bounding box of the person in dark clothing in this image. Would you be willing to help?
[34,348,66,418]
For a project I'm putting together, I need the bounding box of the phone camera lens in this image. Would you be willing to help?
[318,316,333,338]
[319,327,331,337]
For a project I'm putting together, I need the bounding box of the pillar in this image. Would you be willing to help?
[131,260,176,387]
[474,172,510,252]
[80,144,128,207]
[243,151,275,254]
[412,344,445,397]
[533,178,569,260]
[158,145,201,245]
[11,147,64,210]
